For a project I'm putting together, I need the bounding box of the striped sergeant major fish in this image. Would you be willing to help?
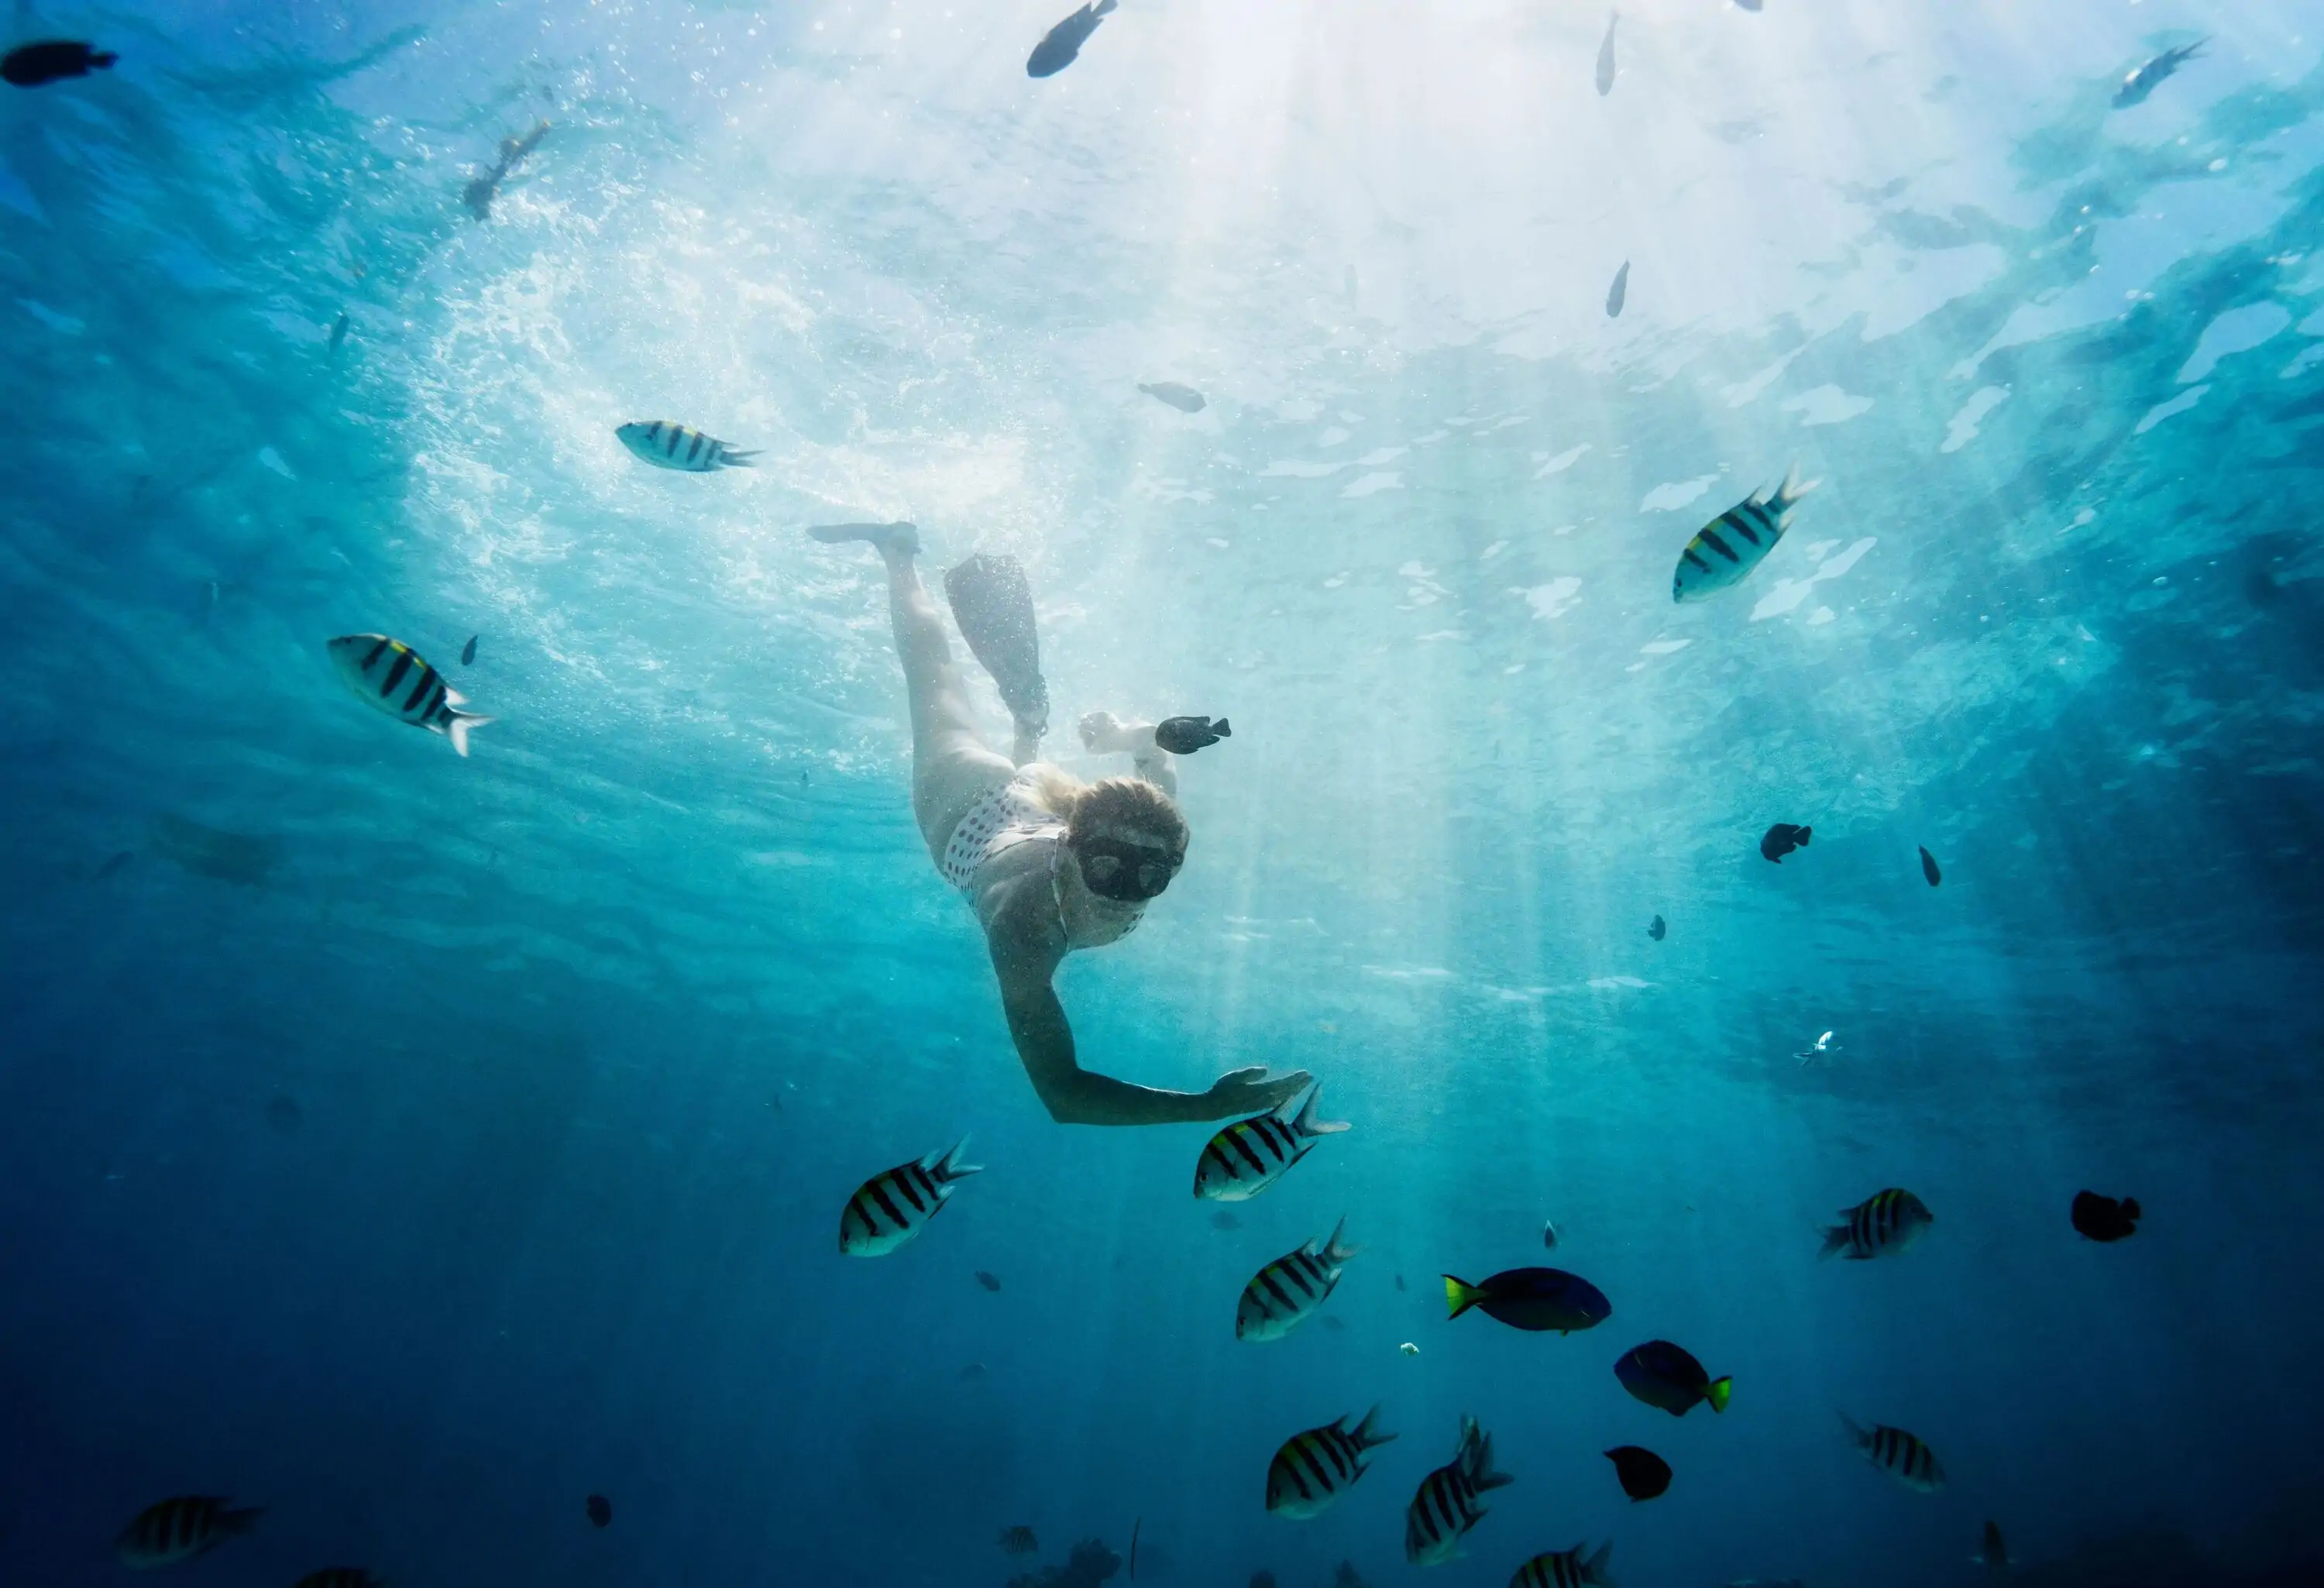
[839,1139,982,1256]
[328,635,494,756]
[1671,466,1817,603]
[1404,1415,1512,1566]
[1510,1542,1614,1588]
[1820,1187,1934,1260]
[1841,1414,1947,1493]
[1265,1405,1396,1519]
[616,420,758,473]
[1975,1519,2009,1573]
[1236,1217,1358,1341]
[115,1497,263,1569]
[1194,1085,1349,1201]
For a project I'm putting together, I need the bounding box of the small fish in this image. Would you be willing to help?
[328,635,495,756]
[1604,1445,1671,1501]
[2114,39,2205,108]
[586,1493,611,1527]
[1841,1414,1946,1492]
[94,850,135,881]
[1920,846,1942,887]
[1673,467,1817,602]
[1614,1340,1731,1417]
[115,1497,263,1568]
[1194,1084,1346,1201]
[841,1139,982,1256]
[1399,1341,1419,1356]
[1595,12,1618,96]
[1795,1029,1838,1064]
[462,121,549,219]
[461,634,478,665]
[1394,1273,1406,1292]
[1404,1415,1512,1566]
[1605,261,1629,318]
[1155,716,1232,757]
[1236,1217,1358,1341]
[2,40,118,88]
[328,313,349,356]
[265,1094,304,1133]
[1820,1188,1935,1261]
[1129,1517,1140,1579]
[1443,1268,1611,1335]
[1511,1542,1614,1588]
[1760,823,1811,863]
[999,1525,1039,1555]
[1209,1209,1243,1232]
[1027,0,1118,77]
[1335,1562,1367,1588]
[1321,1315,1346,1332]
[1265,1405,1396,1518]
[1250,1574,1276,1588]
[960,1361,988,1380]
[1735,0,1763,9]
[1976,1519,2009,1573]
[1140,381,1206,413]
[2071,1189,2140,1243]
[617,421,759,473]
[976,1269,1002,1292]
[1647,913,1665,940]
[1541,1219,1559,1249]
[292,1572,382,1588]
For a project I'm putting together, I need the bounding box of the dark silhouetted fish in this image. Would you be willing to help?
[1443,1267,1610,1334]
[1841,1415,1944,1491]
[1919,845,1941,886]
[1604,1445,1671,1501]
[291,1572,381,1588]
[1027,0,1117,78]
[999,1524,1038,1555]
[93,850,135,881]
[1760,823,1810,863]
[463,120,549,219]
[1208,1209,1242,1231]
[1606,260,1629,318]
[1735,0,1762,9]
[2071,1189,2140,1243]
[960,1361,988,1379]
[3,40,117,88]
[1155,716,1231,756]
[462,634,478,665]
[1249,1573,1276,1588]
[1647,914,1665,940]
[150,814,278,887]
[1542,1218,1560,1249]
[1334,1562,1366,1588]
[2114,39,2204,108]
[328,313,349,356]
[265,1094,304,1134]
[1614,1340,1730,1416]
[1976,1519,2008,1573]
[1595,12,1618,96]
[1321,1314,1346,1332]
[976,1269,1002,1292]
[1394,1273,1405,1292]
[586,1493,611,1528]
[1140,381,1205,413]
[115,1497,262,1567]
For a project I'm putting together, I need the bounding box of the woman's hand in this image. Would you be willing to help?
[1201,1065,1312,1119]
[1078,710,1156,755]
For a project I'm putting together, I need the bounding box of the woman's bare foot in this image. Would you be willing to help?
[808,520,920,558]
[1078,710,1156,755]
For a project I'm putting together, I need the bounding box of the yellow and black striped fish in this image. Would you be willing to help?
[328,635,494,757]
[615,420,758,473]
[1820,1187,1934,1260]
[1510,1542,1614,1588]
[1265,1405,1396,1518]
[840,1139,982,1256]
[1194,1085,1349,1202]
[1236,1217,1358,1341]
[114,1496,263,1569]
[1404,1415,1512,1566]
[1671,466,1817,602]
[293,1572,384,1588]
[1842,1415,1947,1492]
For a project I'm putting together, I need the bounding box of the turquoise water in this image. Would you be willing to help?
[5,2,2324,1585]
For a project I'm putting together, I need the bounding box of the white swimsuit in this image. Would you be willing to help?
[939,774,1143,944]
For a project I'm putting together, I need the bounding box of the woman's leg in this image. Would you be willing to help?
[810,523,1014,854]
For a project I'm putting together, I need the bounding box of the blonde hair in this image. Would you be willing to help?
[1019,765,1189,854]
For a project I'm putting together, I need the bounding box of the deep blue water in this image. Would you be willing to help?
[5,3,2324,1586]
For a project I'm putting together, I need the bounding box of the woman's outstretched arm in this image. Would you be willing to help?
[987,932,1308,1126]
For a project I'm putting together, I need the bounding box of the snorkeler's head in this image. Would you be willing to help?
[1064,777,1188,902]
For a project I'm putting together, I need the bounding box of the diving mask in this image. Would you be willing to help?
[1075,836,1184,902]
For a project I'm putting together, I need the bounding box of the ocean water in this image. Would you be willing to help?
[5,2,2324,1586]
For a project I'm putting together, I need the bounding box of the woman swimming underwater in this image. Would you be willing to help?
[810,520,1309,1126]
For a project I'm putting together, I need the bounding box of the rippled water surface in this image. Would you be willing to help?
[5,2,2324,1586]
